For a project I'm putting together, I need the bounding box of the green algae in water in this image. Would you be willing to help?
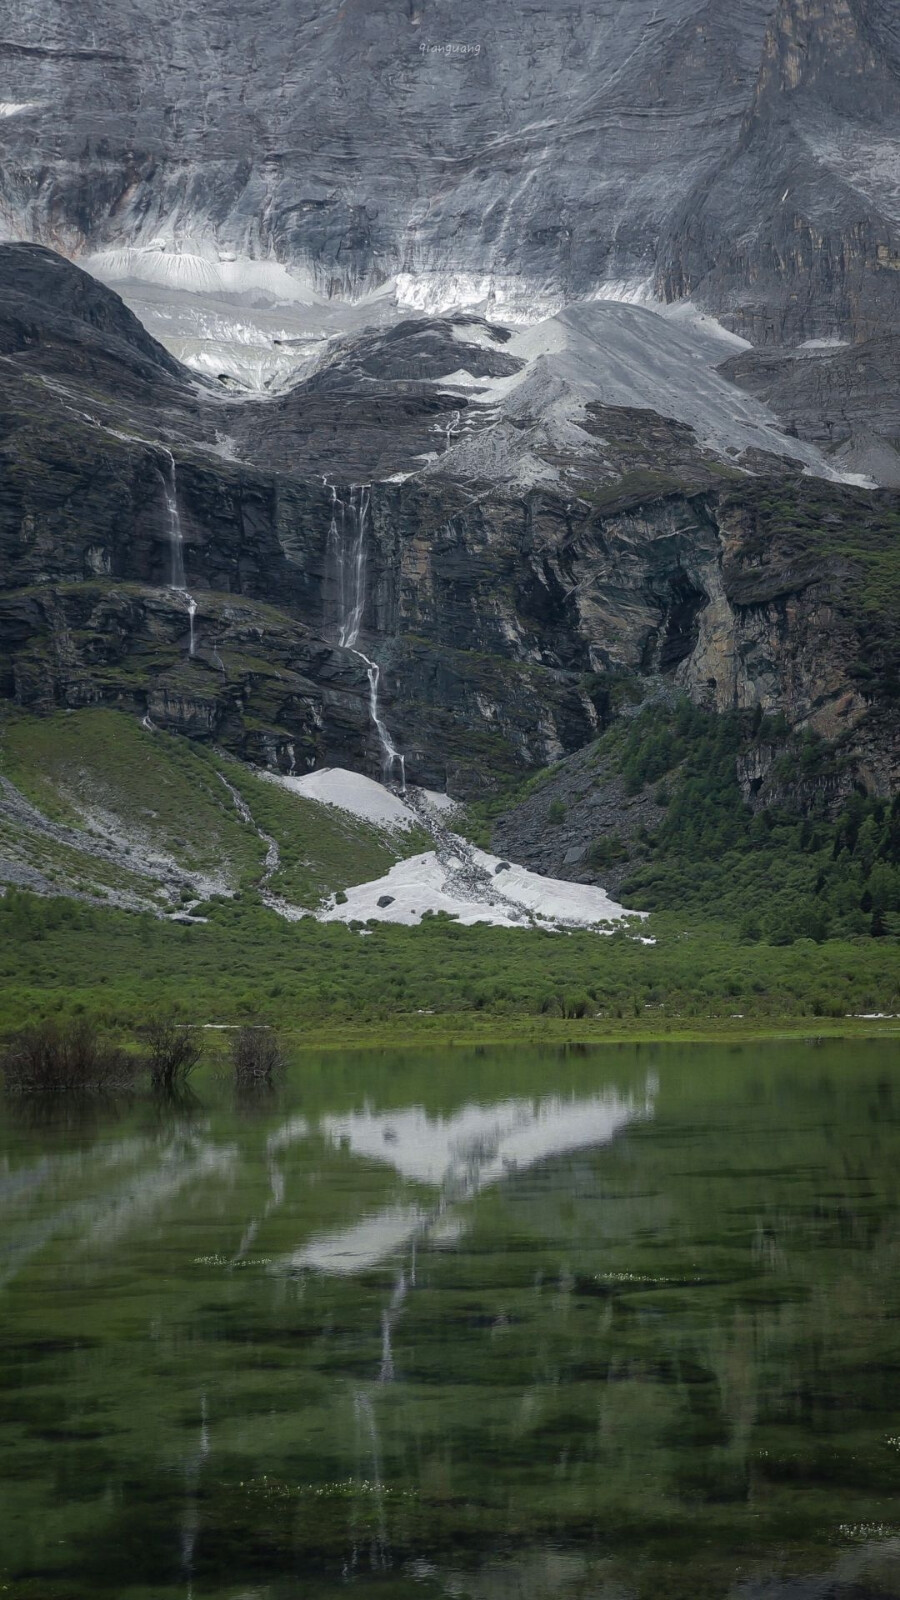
[1,1040,900,1599]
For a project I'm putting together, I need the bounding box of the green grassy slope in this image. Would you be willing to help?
[0,708,421,912]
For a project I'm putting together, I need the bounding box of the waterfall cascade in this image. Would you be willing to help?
[159,450,199,659]
[328,482,405,789]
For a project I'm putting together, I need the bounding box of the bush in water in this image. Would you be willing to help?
[144,1015,203,1092]
[231,1026,283,1089]
[1,1019,135,1094]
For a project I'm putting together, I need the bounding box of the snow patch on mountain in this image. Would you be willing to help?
[318,846,637,932]
[85,246,320,304]
[261,767,641,933]
[0,102,43,119]
[263,767,419,830]
[394,270,565,324]
[436,300,875,486]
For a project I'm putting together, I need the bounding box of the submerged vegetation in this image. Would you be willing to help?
[231,1025,284,1089]
[0,1017,137,1094]
[143,1014,204,1093]
[0,1012,289,1097]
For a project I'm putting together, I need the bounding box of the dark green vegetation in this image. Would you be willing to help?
[1,884,898,1035]
[742,477,900,704]
[2,1039,900,1600]
[613,700,900,943]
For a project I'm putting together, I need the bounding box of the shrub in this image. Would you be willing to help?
[1,1019,135,1095]
[589,833,628,870]
[548,799,567,824]
[231,1026,284,1089]
[143,1015,203,1092]
[563,992,591,1019]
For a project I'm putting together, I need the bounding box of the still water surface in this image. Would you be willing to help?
[2,1040,900,1599]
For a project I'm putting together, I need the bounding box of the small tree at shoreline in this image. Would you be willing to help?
[144,1016,203,1093]
[1,1019,135,1095]
[231,1026,283,1091]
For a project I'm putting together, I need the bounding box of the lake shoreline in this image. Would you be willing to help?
[273,1014,900,1053]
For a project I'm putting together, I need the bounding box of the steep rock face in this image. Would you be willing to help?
[0,242,185,380]
[0,246,896,801]
[721,337,900,479]
[0,0,772,303]
[4,2,900,472]
[0,0,897,360]
[3,436,895,796]
[660,0,900,344]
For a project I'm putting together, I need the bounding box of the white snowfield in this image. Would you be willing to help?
[318,847,635,931]
[265,766,641,933]
[86,245,319,304]
[438,300,873,487]
[395,268,565,324]
[83,251,399,389]
[264,766,418,829]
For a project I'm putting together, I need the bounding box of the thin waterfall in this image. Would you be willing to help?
[329,482,405,789]
[337,483,369,651]
[362,657,406,792]
[159,450,198,658]
[160,449,186,589]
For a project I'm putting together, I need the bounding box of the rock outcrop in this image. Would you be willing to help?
[660,0,900,346]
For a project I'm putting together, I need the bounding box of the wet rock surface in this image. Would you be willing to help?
[0,245,897,814]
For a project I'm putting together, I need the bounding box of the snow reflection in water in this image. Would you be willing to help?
[276,1084,655,1277]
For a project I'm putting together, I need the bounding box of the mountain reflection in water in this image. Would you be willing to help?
[1,1041,899,1600]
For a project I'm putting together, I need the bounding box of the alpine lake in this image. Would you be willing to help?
[2,1037,900,1600]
